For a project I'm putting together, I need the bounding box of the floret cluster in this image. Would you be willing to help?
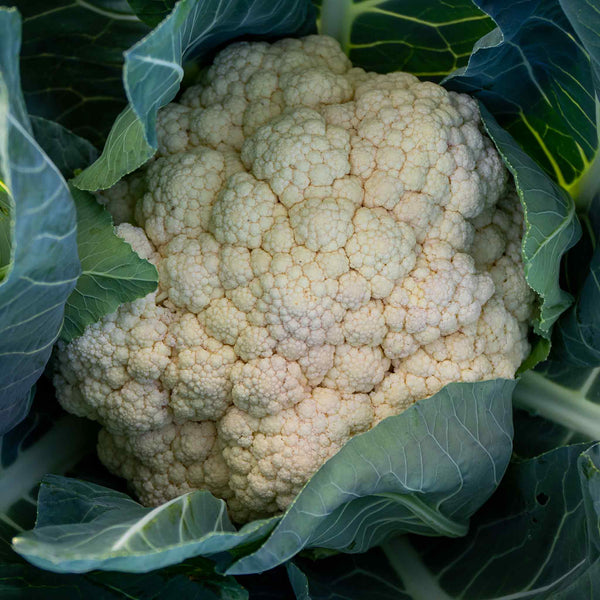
[55,35,533,522]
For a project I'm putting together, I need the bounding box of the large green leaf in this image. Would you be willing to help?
[226,380,514,575]
[481,107,580,335]
[22,114,156,345]
[73,0,316,191]
[0,8,80,435]
[445,0,598,199]
[60,187,158,343]
[443,0,599,337]
[544,1,600,366]
[286,444,600,600]
[401,443,600,599]
[6,0,149,148]
[317,0,495,79]
[559,0,600,91]
[12,476,278,573]
[12,380,514,575]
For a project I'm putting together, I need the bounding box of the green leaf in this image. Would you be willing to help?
[551,199,600,366]
[12,380,514,575]
[559,0,600,92]
[517,335,551,374]
[445,0,598,200]
[60,187,158,343]
[480,106,580,335]
[540,2,600,367]
[287,443,600,599]
[400,443,600,599]
[71,107,155,192]
[318,0,495,79]
[30,117,98,180]
[127,0,176,27]
[555,1,600,214]
[0,8,80,435]
[12,476,278,573]
[286,563,312,600]
[73,0,316,191]
[228,379,514,575]
[549,94,600,366]
[7,0,149,148]
[19,113,153,344]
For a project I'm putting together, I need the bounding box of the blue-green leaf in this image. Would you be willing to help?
[537,0,600,366]
[549,109,600,364]
[12,380,514,575]
[445,0,598,199]
[551,221,600,366]
[73,0,316,191]
[7,0,149,148]
[286,563,312,600]
[318,0,495,79]
[286,443,600,599]
[60,187,158,343]
[227,379,514,575]
[443,1,600,339]
[0,8,80,435]
[12,476,278,573]
[30,117,98,180]
[400,443,600,599]
[16,106,155,345]
[559,0,600,91]
[480,107,581,335]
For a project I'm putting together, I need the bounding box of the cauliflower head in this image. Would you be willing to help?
[56,35,534,523]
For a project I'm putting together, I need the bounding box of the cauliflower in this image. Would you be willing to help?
[54,35,534,523]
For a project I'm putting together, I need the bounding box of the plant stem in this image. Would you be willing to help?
[0,415,95,518]
[513,369,600,440]
[319,0,351,52]
[381,536,453,600]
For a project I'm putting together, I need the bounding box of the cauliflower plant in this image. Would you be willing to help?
[54,35,534,523]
